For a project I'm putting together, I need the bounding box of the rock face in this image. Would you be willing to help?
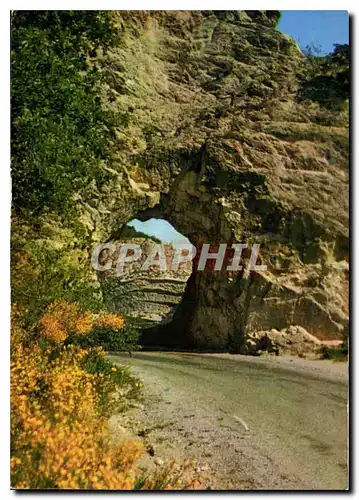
[99,237,191,327]
[82,11,348,350]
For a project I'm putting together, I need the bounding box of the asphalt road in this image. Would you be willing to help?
[109,352,349,490]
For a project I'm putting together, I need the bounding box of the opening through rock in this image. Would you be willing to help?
[98,218,193,338]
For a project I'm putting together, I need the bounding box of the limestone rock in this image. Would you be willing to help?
[83,11,349,350]
[245,325,326,357]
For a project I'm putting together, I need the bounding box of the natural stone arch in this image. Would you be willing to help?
[129,170,239,350]
[78,11,349,352]
[95,150,348,352]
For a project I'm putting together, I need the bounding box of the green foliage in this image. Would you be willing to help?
[321,343,348,361]
[328,43,350,96]
[119,224,162,243]
[81,349,141,414]
[69,317,140,353]
[82,349,135,384]
[11,11,119,220]
[11,219,100,334]
[297,43,350,110]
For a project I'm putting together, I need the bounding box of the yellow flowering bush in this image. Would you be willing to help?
[11,303,143,489]
[11,306,204,490]
[11,339,144,489]
[39,301,94,343]
[96,312,125,330]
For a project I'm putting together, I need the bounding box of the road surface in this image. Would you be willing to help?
[109,352,348,490]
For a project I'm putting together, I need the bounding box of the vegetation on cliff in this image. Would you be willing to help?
[11,11,119,220]
[298,42,349,110]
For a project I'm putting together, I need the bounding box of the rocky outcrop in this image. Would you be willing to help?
[244,325,324,357]
[80,11,348,350]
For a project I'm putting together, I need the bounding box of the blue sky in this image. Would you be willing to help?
[278,11,349,54]
[129,11,349,243]
[128,218,190,244]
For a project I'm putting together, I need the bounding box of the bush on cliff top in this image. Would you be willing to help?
[298,43,349,110]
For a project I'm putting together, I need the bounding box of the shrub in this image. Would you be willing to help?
[11,11,118,220]
[70,316,140,353]
[11,335,143,488]
[11,218,101,335]
[297,43,350,110]
[11,311,203,490]
[321,342,348,361]
[37,301,139,353]
[81,349,142,413]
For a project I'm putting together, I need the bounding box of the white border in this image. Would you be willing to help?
[2,2,357,9]
[1,3,355,499]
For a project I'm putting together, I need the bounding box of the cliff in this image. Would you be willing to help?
[12,11,349,350]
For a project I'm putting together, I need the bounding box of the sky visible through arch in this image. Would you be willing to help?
[127,218,190,244]
[128,11,349,244]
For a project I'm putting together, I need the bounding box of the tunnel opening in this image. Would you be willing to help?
[97,169,251,353]
[98,217,195,344]
[94,145,348,353]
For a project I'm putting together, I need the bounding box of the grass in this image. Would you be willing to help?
[321,343,348,361]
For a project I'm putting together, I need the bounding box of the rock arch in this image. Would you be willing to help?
[96,152,348,351]
[80,11,348,351]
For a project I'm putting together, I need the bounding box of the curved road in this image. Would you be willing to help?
[109,352,348,490]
